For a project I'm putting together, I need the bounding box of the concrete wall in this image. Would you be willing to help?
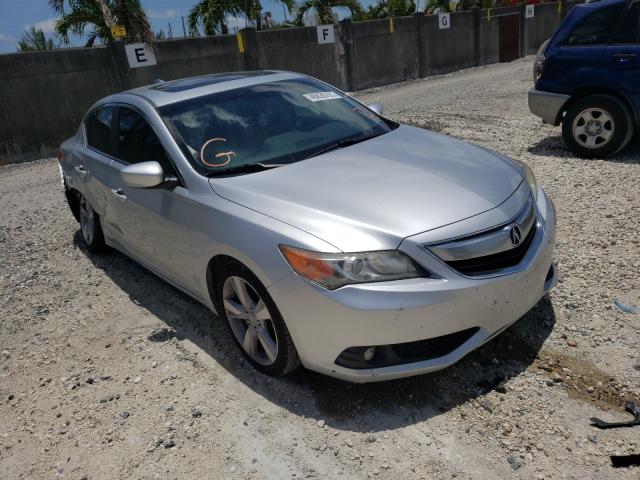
[349,17,419,90]
[479,16,501,65]
[419,11,477,77]
[0,47,122,163]
[127,35,246,87]
[256,25,348,90]
[525,2,562,54]
[0,2,579,165]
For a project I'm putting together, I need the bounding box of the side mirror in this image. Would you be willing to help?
[367,103,384,115]
[121,161,165,189]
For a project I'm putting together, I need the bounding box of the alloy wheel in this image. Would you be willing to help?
[572,108,615,149]
[222,276,279,366]
[79,196,95,245]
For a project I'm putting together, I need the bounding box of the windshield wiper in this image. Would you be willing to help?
[206,162,285,177]
[304,133,380,159]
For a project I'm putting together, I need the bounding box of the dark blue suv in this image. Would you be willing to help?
[529,0,639,158]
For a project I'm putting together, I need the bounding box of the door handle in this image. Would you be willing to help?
[614,53,636,61]
[111,188,127,202]
[74,165,87,178]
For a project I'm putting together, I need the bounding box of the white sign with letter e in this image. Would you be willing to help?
[317,25,335,44]
[125,43,157,68]
[525,5,535,18]
[439,13,450,29]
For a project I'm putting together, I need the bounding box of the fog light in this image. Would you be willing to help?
[363,347,376,362]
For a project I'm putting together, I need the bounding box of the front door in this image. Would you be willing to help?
[106,105,196,293]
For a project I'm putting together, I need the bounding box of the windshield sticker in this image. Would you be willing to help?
[303,91,342,102]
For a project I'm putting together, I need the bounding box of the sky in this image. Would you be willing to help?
[0,0,383,53]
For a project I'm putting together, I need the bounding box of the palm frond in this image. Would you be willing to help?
[51,0,153,45]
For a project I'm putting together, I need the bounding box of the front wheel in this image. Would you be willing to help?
[562,95,633,159]
[216,263,300,376]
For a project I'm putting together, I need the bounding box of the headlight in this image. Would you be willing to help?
[279,245,427,290]
[522,162,539,202]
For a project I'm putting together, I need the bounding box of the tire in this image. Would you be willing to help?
[562,94,633,159]
[64,188,81,222]
[78,194,106,252]
[215,262,300,376]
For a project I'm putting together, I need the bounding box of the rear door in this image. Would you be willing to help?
[546,2,628,91]
[606,1,640,114]
[107,105,196,291]
[74,105,116,224]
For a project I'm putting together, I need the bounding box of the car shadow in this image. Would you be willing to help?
[528,134,640,164]
[75,232,556,433]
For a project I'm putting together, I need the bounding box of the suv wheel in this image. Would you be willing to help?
[562,95,633,158]
[216,263,300,376]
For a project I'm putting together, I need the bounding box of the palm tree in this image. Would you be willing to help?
[247,0,295,30]
[363,0,416,19]
[425,0,451,14]
[49,0,152,47]
[17,26,60,52]
[187,0,243,35]
[295,0,364,25]
[188,0,294,35]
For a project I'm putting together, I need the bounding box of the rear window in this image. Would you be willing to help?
[613,2,640,44]
[86,106,115,155]
[566,3,626,46]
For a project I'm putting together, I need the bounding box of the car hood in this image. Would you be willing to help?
[209,125,524,252]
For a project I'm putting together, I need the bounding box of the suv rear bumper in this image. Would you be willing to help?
[528,89,570,125]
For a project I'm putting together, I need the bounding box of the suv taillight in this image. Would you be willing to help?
[533,39,550,83]
[56,148,63,162]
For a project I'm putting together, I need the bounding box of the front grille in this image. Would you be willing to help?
[335,327,479,370]
[446,224,537,276]
[425,196,538,277]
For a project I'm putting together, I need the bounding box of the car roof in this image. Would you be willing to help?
[580,0,630,9]
[117,70,307,107]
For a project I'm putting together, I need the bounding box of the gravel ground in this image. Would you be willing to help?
[1,57,639,480]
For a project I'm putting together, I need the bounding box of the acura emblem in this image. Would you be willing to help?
[509,225,522,246]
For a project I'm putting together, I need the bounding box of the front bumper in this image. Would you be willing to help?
[528,88,570,126]
[268,191,557,383]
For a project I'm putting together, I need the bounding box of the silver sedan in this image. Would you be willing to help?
[59,71,557,382]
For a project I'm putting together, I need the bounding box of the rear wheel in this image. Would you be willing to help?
[79,195,106,252]
[215,263,299,376]
[562,95,633,158]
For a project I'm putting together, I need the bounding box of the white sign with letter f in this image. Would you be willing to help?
[317,25,335,44]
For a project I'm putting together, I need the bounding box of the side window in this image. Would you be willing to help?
[566,4,626,46]
[613,2,640,44]
[116,107,174,174]
[86,107,115,155]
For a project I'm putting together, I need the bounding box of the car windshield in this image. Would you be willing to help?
[158,77,396,175]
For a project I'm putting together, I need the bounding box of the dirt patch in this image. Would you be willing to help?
[533,349,640,411]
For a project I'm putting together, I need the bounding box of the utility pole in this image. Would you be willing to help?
[181,16,187,37]
[168,22,173,39]
[282,4,287,22]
